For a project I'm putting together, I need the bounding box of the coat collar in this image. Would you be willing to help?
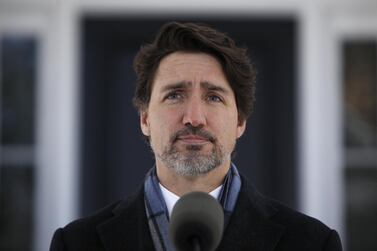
[96,176,285,251]
[96,192,155,251]
[218,175,285,250]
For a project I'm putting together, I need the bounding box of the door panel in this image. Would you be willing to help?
[81,17,297,215]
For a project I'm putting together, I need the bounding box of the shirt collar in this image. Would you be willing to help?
[158,183,223,217]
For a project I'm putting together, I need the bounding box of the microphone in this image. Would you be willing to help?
[169,191,224,251]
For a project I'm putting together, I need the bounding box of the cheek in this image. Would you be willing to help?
[209,109,239,133]
[150,111,176,129]
[149,112,177,142]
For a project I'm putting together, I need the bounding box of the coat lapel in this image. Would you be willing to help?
[218,177,285,251]
[96,192,155,251]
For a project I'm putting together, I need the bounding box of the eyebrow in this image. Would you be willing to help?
[160,81,230,95]
[160,81,189,93]
[201,81,230,94]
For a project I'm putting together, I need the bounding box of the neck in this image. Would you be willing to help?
[156,160,231,197]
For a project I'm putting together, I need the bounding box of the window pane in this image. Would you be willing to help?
[1,37,37,144]
[0,165,34,251]
[343,41,377,147]
[345,167,377,251]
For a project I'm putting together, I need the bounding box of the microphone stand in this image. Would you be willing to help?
[191,237,201,251]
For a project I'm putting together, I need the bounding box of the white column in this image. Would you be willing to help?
[298,2,344,238]
[35,1,80,250]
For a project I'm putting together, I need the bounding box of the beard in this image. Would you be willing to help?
[153,126,232,177]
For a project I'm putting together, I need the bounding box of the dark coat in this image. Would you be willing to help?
[50,176,342,251]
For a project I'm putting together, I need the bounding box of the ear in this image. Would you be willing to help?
[140,110,150,136]
[236,119,246,139]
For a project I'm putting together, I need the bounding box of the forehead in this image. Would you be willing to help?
[152,52,231,92]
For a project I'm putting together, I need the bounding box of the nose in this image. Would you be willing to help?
[182,98,207,127]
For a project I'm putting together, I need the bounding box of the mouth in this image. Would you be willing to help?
[176,135,210,145]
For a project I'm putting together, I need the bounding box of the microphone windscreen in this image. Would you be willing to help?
[169,191,224,251]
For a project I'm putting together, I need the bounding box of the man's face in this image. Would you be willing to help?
[140,52,246,176]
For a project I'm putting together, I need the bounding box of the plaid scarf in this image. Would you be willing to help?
[144,164,241,251]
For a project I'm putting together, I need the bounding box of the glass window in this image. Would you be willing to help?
[0,165,34,250]
[1,37,36,144]
[0,36,37,251]
[343,40,377,251]
[343,41,377,147]
[345,167,377,251]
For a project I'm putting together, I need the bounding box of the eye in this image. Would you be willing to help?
[207,94,223,103]
[164,91,183,101]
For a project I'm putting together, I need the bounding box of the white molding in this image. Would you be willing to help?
[297,3,377,244]
[2,1,377,250]
[0,5,80,251]
[0,146,35,165]
[345,148,377,167]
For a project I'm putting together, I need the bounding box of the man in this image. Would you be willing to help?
[50,22,342,251]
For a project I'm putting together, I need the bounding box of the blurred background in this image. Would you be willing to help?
[0,0,376,250]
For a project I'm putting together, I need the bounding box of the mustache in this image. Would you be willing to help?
[171,125,216,143]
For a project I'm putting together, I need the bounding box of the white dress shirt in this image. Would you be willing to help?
[159,183,223,217]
